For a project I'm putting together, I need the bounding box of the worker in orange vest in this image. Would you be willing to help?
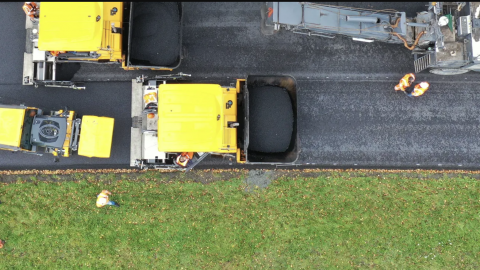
[96,190,120,208]
[407,82,429,97]
[394,73,416,92]
[23,2,39,20]
[268,7,274,18]
[50,51,66,57]
[175,152,194,167]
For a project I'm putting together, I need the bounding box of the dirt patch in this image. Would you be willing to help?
[142,169,247,185]
[1,168,480,185]
[244,170,276,192]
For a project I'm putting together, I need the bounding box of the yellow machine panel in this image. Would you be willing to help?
[78,115,114,158]
[100,2,124,61]
[38,2,104,51]
[222,87,237,151]
[157,84,237,153]
[61,109,76,157]
[0,108,26,147]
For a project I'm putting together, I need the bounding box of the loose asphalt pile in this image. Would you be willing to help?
[130,2,181,67]
[248,86,294,153]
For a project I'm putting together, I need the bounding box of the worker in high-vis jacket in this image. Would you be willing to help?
[407,82,429,97]
[395,73,416,92]
[175,152,194,168]
[23,2,39,21]
[96,190,120,208]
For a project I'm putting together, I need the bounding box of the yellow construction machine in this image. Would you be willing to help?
[0,104,114,161]
[130,75,300,171]
[23,2,183,89]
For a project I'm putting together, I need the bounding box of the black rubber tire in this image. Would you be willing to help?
[130,2,181,67]
[429,68,469,75]
[248,86,294,153]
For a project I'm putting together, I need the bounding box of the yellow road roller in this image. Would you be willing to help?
[23,2,183,89]
[130,75,300,171]
[0,104,114,161]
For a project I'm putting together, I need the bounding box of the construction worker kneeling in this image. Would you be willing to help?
[407,82,429,97]
[23,2,39,22]
[395,73,415,91]
[175,152,194,168]
[96,190,120,208]
[394,73,429,97]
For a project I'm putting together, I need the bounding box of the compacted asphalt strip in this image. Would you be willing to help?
[1,2,480,171]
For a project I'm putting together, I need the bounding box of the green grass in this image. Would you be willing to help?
[1,171,480,269]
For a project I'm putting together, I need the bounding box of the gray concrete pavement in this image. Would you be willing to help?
[1,2,480,170]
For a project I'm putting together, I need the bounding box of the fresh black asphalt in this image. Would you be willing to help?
[1,2,480,171]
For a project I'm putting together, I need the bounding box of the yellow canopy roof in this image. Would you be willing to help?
[0,108,25,147]
[38,2,104,51]
[157,84,224,152]
[78,115,114,158]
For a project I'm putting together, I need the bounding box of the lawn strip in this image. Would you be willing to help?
[0,170,479,268]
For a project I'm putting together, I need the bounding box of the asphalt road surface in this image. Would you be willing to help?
[1,2,480,170]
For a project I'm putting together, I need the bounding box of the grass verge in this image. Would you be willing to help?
[1,170,480,269]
